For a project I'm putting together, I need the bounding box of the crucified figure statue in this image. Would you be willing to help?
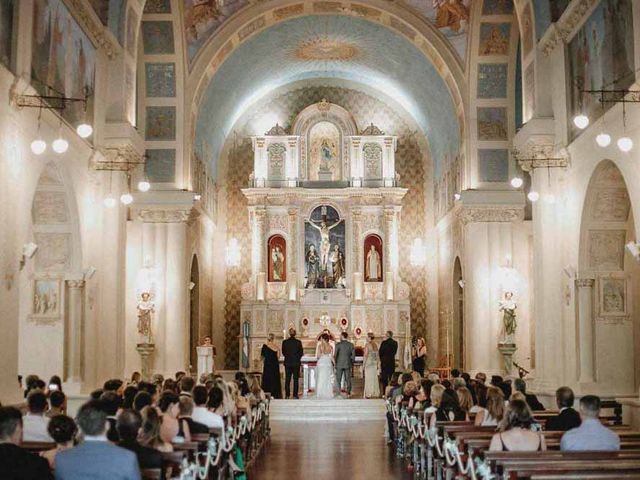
[308,215,341,272]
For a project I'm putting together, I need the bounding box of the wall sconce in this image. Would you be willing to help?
[83,266,97,280]
[226,238,241,267]
[409,238,426,267]
[19,242,38,270]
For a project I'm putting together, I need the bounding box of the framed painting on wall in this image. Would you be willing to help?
[31,278,61,322]
[599,275,629,317]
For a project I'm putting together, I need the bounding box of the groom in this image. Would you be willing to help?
[334,332,355,397]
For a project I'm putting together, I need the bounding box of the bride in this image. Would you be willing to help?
[315,333,335,399]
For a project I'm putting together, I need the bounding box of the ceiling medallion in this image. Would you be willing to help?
[294,37,360,61]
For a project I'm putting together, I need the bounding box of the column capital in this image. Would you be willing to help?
[66,279,85,289]
[575,278,595,288]
[137,208,196,223]
[457,205,524,225]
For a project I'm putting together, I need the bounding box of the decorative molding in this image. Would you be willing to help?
[66,279,85,289]
[64,0,120,59]
[457,206,524,224]
[94,145,144,171]
[539,0,599,57]
[361,123,385,135]
[575,278,595,288]
[137,208,195,223]
[512,141,570,172]
[317,98,331,113]
[265,123,288,136]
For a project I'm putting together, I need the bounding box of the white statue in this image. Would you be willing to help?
[137,292,155,345]
[499,291,517,344]
[365,244,382,282]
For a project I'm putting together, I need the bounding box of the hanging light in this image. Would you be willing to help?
[120,192,133,205]
[527,191,540,202]
[618,136,633,152]
[76,123,93,139]
[226,238,241,267]
[596,133,611,147]
[453,193,461,201]
[573,114,590,130]
[510,177,523,188]
[31,107,47,155]
[103,194,117,208]
[52,137,69,154]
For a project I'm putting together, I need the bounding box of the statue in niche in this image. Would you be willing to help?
[319,139,335,172]
[305,244,320,288]
[308,216,341,273]
[499,291,517,344]
[330,245,346,288]
[366,244,382,282]
[271,246,285,281]
[137,292,155,345]
[268,235,286,282]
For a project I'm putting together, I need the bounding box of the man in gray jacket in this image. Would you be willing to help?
[334,331,356,397]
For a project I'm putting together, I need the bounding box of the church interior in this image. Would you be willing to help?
[3,0,640,478]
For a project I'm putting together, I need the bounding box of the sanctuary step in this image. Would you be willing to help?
[269,398,386,422]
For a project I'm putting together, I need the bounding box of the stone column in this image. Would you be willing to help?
[166,221,188,372]
[288,208,298,297]
[253,207,267,299]
[352,207,362,274]
[576,278,595,384]
[65,279,85,385]
[383,207,395,300]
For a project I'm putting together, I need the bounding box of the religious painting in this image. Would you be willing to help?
[599,277,628,317]
[0,0,15,70]
[267,143,286,181]
[126,7,138,57]
[364,234,383,282]
[267,235,287,282]
[519,2,534,58]
[183,0,249,63]
[145,149,176,183]
[479,22,510,56]
[478,149,509,183]
[482,0,513,15]
[363,143,383,180]
[308,121,340,181]
[568,0,635,140]
[142,21,175,54]
[401,0,470,60]
[145,63,176,97]
[524,62,535,122]
[145,106,176,140]
[477,63,507,98]
[32,279,60,318]
[32,0,96,127]
[144,0,171,14]
[477,107,508,140]
[304,205,345,289]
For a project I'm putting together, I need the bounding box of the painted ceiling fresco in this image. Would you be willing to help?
[194,15,460,182]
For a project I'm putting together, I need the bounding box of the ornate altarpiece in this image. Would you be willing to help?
[240,101,411,370]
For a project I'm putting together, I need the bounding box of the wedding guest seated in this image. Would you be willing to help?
[117,409,162,470]
[385,372,401,398]
[489,399,546,452]
[456,386,474,419]
[158,391,180,443]
[475,372,487,385]
[248,376,266,404]
[0,406,53,480]
[179,377,195,398]
[130,371,141,386]
[139,406,173,453]
[194,386,224,429]
[426,384,445,415]
[413,379,433,411]
[452,377,466,391]
[178,397,208,439]
[103,379,123,394]
[41,414,77,470]
[546,386,581,432]
[47,391,67,418]
[23,390,53,442]
[397,381,419,409]
[55,400,139,480]
[151,374,164,389]
[229,382,249,414]
[392,373,413,402]
[514,378,545,411]
[427,373,440,384]
[137,382,158,404]
[175,371,186,383]
[99,391,121,442]
[472,381,488,410]
[24,374,41,398]
[133,391,152,412]
[235,372,250,397]
[451,369,460,379]
[206,387,226,421]
[121,386,139,411]
[475,386,505,427]
[162,379,178,394]
[47,376,63,394]
[560,395,620,451]
[430,388,467,427]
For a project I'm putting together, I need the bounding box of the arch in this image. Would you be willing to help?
[452,256,464,370]
[189,254,200,372]
[578,160,639,393]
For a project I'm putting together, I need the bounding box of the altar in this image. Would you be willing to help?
[239,100,412,372]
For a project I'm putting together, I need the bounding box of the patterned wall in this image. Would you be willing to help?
[221,84,430,368]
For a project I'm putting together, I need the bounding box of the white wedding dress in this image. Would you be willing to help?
[315,345,335,399]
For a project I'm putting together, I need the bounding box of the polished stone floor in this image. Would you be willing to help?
[249,420,411,479]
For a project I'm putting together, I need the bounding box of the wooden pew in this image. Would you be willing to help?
[21,441,55,452]
[141,468,162,480]
[161,450,186,479]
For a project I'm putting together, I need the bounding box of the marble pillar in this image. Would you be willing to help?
[65,279,85,386]
[166,222,188,372]
[288,208,298,299]
[383,208,395,301]
[576,278,595,384]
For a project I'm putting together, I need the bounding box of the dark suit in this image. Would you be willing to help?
[379,337,398,390]
[282,336,304,398]
[0,443,53,480]
[525,392,545,411]
[55,440,140,480]
[546,407,582,432]
[334,340,355,394]
[119,439,162,470]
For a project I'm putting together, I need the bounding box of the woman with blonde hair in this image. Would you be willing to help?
[261,332,282,399]
[363,332,381,398]
[489,399,546,451]
[139,406,173,452]
[475,386,505,427]
[456,386,474,418]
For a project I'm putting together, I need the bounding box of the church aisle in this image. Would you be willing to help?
[250,420,411,479]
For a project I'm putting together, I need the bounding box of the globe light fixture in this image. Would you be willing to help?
[30,139,47,155]
[618,136,633,153]
[510,177,523,188]
[138,180,151,192]
[453,193,461,201]
[573,114,589,130]
[103,194,117,208]
[76,123,93,139]
[596,132,611,147]
[52,137,69,154]
[527,191,540,202]
[120,192,133,205]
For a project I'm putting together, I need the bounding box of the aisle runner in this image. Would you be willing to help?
[270,399,386,421]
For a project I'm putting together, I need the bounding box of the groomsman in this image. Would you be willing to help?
[282,329,304,399]
[379,331,398,391]
[334,332,355,397]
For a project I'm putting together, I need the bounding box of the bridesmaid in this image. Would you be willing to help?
[363,332,381,398]
[261,333,282,399]
[412,337,427,377]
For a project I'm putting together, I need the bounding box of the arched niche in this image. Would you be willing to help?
[267,234,287,283]
[452,256,464,370]
[189,255,200,371]
[578,160,639,393]
[364,234,383,282]
[291,100,358,182]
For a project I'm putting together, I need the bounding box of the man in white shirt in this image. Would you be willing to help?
[560,395,620,451]
[22,390,53,442]
[191,386,224,430]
